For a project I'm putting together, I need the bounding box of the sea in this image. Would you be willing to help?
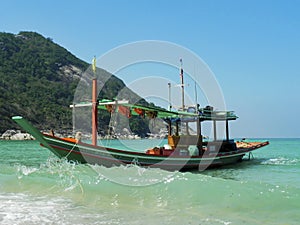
[0,138,299,225]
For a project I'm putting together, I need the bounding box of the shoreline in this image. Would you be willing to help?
[0,129,150,141]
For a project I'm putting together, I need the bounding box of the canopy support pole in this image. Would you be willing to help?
[226,120,229,141]
[167,119,172,136]
[213,120,217,141]
[197,119,203,155]
[175,121,179,136]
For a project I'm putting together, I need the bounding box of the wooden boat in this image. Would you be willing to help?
[12,79,269,171]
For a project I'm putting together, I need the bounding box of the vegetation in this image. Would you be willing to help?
[0,31,152,136]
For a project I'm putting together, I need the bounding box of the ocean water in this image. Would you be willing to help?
[0,139,299,225]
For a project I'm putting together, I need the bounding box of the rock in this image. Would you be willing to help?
[1,129,17,140]
[0,129,34,140]
[10,133,34,140]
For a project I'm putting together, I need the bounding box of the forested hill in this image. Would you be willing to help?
[0,31,149,136]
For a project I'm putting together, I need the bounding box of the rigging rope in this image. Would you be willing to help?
[64,142,78,158]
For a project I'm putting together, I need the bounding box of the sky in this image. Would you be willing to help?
[1,0,300,138]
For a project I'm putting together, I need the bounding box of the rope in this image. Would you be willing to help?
[64,142,78,158]
[248,152,254,160]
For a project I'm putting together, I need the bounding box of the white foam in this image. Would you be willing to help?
[262,157,299,165]
[0,193,73,225]
[0,192,124,225]
[15,165,38,179]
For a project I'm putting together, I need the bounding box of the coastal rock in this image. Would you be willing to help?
[0,129,34,140]
[0,129,17,139]
[10,132,34,140]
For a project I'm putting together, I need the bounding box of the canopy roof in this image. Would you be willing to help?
[70,99,237,120]
[96,99,238,121]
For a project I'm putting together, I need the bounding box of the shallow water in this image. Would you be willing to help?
[0,139,299,224]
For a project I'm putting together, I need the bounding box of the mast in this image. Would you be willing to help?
[194,80,198,108]
[168,82,172,110]
[180,59,185,111]
[92,56,98,146]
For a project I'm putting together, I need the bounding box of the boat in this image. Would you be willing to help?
[12,78,269,171]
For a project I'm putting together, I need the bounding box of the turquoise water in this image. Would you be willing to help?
[0,139,299,225]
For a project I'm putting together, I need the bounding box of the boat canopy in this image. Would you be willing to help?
[71,99,239,121]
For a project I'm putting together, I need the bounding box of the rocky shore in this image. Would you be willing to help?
[0,129,145,141]
[0,129,73,141]
[0,127,168,141]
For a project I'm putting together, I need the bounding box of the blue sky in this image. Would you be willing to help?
[1,0,300,138]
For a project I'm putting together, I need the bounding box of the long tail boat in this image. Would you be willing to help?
[12,79,269,171]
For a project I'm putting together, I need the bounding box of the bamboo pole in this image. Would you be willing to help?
[92,79,97,146]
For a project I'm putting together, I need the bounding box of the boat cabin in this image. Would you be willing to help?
[165,106,238,156]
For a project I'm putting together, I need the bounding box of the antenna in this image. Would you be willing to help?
[168,82,172,110]
[194,80,198,107]
[180,58,185,111]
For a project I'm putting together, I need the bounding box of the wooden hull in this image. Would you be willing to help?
[12,116,269,171]
[42,134,268,171]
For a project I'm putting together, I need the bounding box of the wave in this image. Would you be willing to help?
[261,157,300,165]
[0,192,95,225]
[1,155,300,224]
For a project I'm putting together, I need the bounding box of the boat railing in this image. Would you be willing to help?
[199,109,238,120]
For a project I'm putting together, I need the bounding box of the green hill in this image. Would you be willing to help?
[0,31,150,136]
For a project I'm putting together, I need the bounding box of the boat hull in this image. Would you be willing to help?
[42,134,266,171]
[12,116,269,171]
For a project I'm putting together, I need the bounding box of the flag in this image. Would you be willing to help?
[118,106,131,118]
[92,56,96,73]
[105,104,115,113]
[134,108,145,118]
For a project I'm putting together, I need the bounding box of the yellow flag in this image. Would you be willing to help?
[92,56,96,73]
